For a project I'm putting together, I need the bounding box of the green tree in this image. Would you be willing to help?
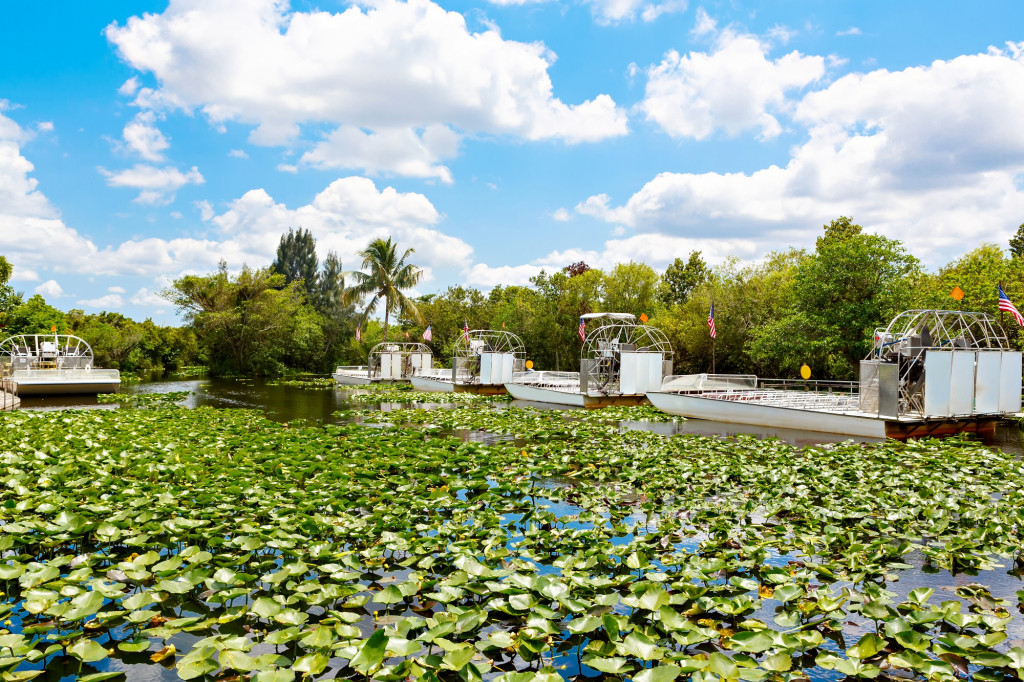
[752,218,920,379]
[164,265,318,375]
[346,238,425,342]
[271,228,319,301]
[604,261,661,318]
[0,255,22,327]
[5,294,67,336]
[659,252,710,305]
[1010,223,1024,259]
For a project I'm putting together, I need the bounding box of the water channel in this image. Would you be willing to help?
[18,375,1024,452]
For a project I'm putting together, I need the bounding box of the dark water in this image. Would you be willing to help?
[19,375,1024,452]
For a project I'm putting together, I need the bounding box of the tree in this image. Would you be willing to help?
[0,256,11,285]
[164,266,319,375]
[604,262,661,318]
[271,228,319,301]
[0,255,22,326]
[346,238,424,342]
[5,294,67,336]
[659,252,710,305]
[1010,223,1024,259]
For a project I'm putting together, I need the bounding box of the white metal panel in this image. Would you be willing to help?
[948,351,975,416]
[480,354,494,384]
[647,353,663,394]
[975,352,1002,414]
[500,353,514,383]
[923,351,953,417]
[620,353,639,394]
[999,351,1023,413]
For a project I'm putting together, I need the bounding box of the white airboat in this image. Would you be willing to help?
[647,310,1023,439]
[504,312,673,408]
[411,329,526,394]
[332,342,432,386]
[0,334,121,395]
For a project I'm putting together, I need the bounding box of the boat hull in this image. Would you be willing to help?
[646,391,1001,440]
[333,372,372,386]
[410,376,454,393]
[12,369,120,396]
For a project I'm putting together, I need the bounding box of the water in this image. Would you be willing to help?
[18,375,1024,451]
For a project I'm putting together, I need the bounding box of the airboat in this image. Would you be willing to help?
[504,313,673,408]
[332,342,432,386]
[0,334,120,395]
[411,330,526,394]
[647,310,1023,439]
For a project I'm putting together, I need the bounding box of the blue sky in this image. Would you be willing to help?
[2,0,1024,324]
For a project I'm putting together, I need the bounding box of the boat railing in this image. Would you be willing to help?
[510,371,580,390]
[0,375,16,411]
[11,368,120,383]
[696,389,862,412]
[758,378,859,394]
[659,374,758,392]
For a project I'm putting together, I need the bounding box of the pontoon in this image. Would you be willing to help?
[505,313,673,408]
[647,310,1023,439]
[0,334,120,395]
[333,342,432,385]
[412,330,526,394]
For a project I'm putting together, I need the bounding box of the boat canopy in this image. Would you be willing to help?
[452,330,526,385]
[579,314,673,395]
[0,334,95,375]
[581,312,635,321]
[368,342,433,381]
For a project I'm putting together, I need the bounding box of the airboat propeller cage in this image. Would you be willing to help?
[452,330,525,385]
[0,334,95,373]
[859,310,1022,418]
[579,313,673,395]
[368,342,432,380]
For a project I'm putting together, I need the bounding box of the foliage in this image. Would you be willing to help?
[563,261,591,277]
[347,237,425,342]
[1010,222,1024,259]
[659,252,710,305]
[2,400,1024,681]
[164,265,321,376]
[603,261,661,319]
[3,294,68,335]
[270,227,319,301]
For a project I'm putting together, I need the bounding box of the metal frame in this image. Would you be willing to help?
[580,313,673,394]
[368,342,433,381]
[452,330,526,385]
[865,310,1012,416]
[0,334,95,376]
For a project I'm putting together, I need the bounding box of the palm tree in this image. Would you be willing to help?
[346,238,425,341]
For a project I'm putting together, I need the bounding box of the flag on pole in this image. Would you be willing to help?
[355,325,361,341]
[405,331,410,339]
[462,320,470,341]
[578,316,586,341]
[998,286,1024,326]
[707,304,717,339]
[423,325,433,341]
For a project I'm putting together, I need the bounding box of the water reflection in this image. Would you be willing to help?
[17,376,1024,452]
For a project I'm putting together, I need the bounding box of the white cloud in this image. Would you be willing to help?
[35,280,64,298]
[300,125,458,183]
[552,207,571,221]
[640,21,825,140]
[36,121,54,133]
[105,0,627,181]
[580,44,1024,265]
[691,6,715,36]
[77,294,123,309]
[119,76,140,96]
[121,111,169,161]
[99,164,204,204]
[108,286,126,294]
[581,0,686,24]
[228,149,248,158]
[130,287,167,307]
[837,27,862,37]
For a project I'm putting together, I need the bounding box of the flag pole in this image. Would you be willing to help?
[1000,281,1005,327]
[712,337,716,374]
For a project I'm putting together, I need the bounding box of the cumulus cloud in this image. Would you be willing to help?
[581,43,1024,265]
[105,0,627,180]
[130,287,167,307]
[228,149,248,159]
[77,294,124,309]
[583,0,687,25]
[640,22,825,140]
[35,280,64,298]
[99,164,204,204]
[121,111,169,161]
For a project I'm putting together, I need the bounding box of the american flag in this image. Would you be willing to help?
[707,304,717,339]
[422,325,432,342]
[578,317,586,341]
[999,286,1024,326]
[462,320,470,341]
[355,325,361,341]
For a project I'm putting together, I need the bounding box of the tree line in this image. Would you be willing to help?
[4,218,1024,380]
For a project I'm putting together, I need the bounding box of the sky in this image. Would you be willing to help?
[2,1,1024,325]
